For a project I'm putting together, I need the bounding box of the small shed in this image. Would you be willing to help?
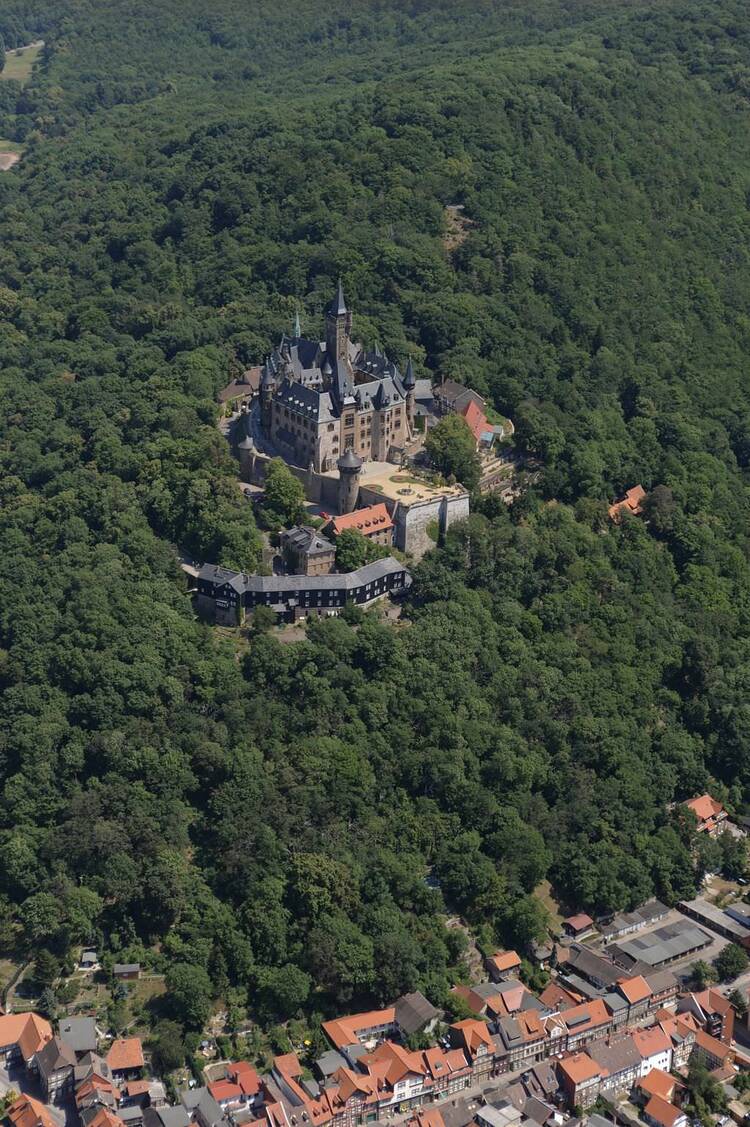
[113,963,141,980]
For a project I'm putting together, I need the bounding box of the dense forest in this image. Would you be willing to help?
[2,0,750,1042]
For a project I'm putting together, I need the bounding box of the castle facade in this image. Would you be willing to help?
[260,282,415,472]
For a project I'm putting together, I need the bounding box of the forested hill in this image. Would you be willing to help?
[2,0,750,1031]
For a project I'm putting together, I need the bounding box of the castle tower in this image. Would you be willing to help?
[326,279,352,363]
[403,357,416,430]
[337,447,362,514]
[260,360,274,432]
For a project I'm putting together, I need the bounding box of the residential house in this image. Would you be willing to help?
[557,999,612,1053]
[0,1012,53,1067]
[143,1109,191,1127]
[449,1019,495,1080]
[677,989,734,1044]
[539,983,584,1014]
[589,1036,641,1096]
[494,1011,547,1072]
[433,380,486,418]
[328,505,394,548]
[641,1095,688,1127]
[608,486,646,523]
[34,1036,77,1102]
[558,946,621,992]
[410,1111,447,1127]
[683,794,728,836]
[636,1068,686,1106]
[6,1094,57,1127]
[556,1053,605,1109]
[280,526,336,577]
[562,916,596,940]
[692,1029,733,1071]
[653,1011,698,1069]
[59,1016,98,1058]
[322,1007,396,1053]
[106,1037,145,1082]
[645,970,679,1011]
[84,1109,128,1127]
[394,992,441,1039]
[486,952,522,982]
[120,1080,154,1109]
[180,1087,225,1127]
[420,1046,471,1100]
[613,976,653,1022]
[113,964,141,981]
[631,1027,673,1077]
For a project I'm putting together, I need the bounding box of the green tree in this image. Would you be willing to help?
[691,960,718,989]
[715,943,749,982]
[335,528,388,572]
[425,415,481,490]
[165,963,214,1029]
[150,1020,186,1074]
[256,964,311,1021]
[728,987,748,1019]
[259,459,306,529]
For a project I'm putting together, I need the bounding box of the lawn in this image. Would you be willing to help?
[0,138,23,152]
[1,41,44,85]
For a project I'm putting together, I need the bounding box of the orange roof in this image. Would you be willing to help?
[124,1081,150,1097]
[460,399,489,443]
[632,1027,672,1059]
[322,1007,395,1050]
[695,1028,731,1061]
[210,1081,243,1102]
[87,1110,126,1127]
[564,913,594,931]
[330,504,394,538]
[106,1037,144,1071]
[561,998,610,1034]
[617,975,652,1005]
[644,1095,684,1127]
[76,1077,120,1107]
[367,1040,425,1085]
[7,1095,57,1127]
[451,1018,494,1056]
[228,1061,260,1095]
[540,983,584,1010]
[411,1111,446,1127]
[638,1068,679,1102]
[608,485,646,522]
[558,1053,604,1085]
[488,950,521,973]
[0,1013,53,1061]
[685,794,725,822]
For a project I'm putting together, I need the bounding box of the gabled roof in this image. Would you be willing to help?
[0,1012,53,1061]
[35,1035,77,1076]
[394,991,440,1035]
[451,1018,494,1056]
[322,1007,395,1050]
[106,1037,144,1071]
[685,794,725,822]
[330,504,393,538]
[560,998,610,1034]
[539,983,583,1011]
[86,1108,127,1127]
[637,1068,680,1102]
[7,1095,57,1127]
[557,1053,604,1085]
[632,1026,672,1059]
[488,950,522,974]
[643,1094,684,1127]
[617,975,652,1005]
[564,913,595,931]
[608,485,646,521]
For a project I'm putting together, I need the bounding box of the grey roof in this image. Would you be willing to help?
[315,1049,347,1078]
[120,1107,145,1125]
[440,1098,478,1127]
[602,991,629,1015]
[589,1036,641,1074]
[282,525,334,556]
[645,968,679,995]
[275,378,335,424]
[330,279,347,316]
[394,990,440,1034]
[113,963,140,973]
[525,1062,559,1099]
[609,918,711,967]
[560,945,621,987]
[403,358,415,389]
[338,447,363,471]
[74,1052,111,1083]
[35,1036,77,1076]
[59,1016,97,1054]
[524,1097,556,1125]
[436,379,485,410]
[599,899,670,939]
[145,1108,190,1127]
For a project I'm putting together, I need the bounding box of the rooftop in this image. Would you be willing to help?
[325,459,467,504]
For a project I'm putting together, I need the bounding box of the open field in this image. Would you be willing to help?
[1,41,44,85]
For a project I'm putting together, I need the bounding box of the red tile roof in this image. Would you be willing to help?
[561,998,610,1035]
[637,1068,680,1102]
[209,1081,244,1103]
[322,1008,395,1050]
[617,975,652,1005]
[558,1053,604,1085]
[0,1013,53,1062]
[695,1028,731,1062]
[644,1094,684,1127]
[7,1095,57,1127]
[330,504,393,538]
[632,1027,672,1059]
[228,1060,261,1095]
[564,913,595,931]
[460,399,489,443]
[106,1037,144,1071]
[451,1018,494,1056]
[539,983,584,1010]
[685,794,726,826]
[488,950,521,973]
[608,485,646,522]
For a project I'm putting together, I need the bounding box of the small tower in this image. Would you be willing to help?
[403,357,416,430]
[326,279,352,364]
[237,432,255,481]
[337,447,362,515]
[294,308,302,338]
[261,360,274,432]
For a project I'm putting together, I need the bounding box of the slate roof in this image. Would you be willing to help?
[59,1016,98,1054]
[200,556,410,596]
[35,1036,77,1077]
[394,992,440,1035]
[282,526,334,555]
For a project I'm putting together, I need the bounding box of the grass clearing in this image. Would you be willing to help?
[1,41,44,86]
[534,878,564,933]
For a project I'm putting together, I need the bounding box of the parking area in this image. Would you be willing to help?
[592,906,730,980]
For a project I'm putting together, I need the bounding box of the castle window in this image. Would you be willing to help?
[344,414,355,427]
[345,435,354,448]
[328,423,335,432]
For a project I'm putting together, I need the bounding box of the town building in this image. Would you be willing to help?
[34,1036,77,1102]
[259,283,414,472]
[59,1016,98,1058]
[327,504,394,547]
[106,1037,145,1082]
[192,556,411,626]
[0,1012,53,1067]
[556,1054,605,1109]
[279,526,336,576]
[562,915,595,940]
[394,992,442,1039]
[677,988,734,1043]
[683,794,729,835]
[486,952,522,982]
[113,964,141,981]
[677,898,750,948]
[607,918,712,969]
[6,1094,57,1127]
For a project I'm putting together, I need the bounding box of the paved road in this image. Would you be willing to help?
[0,1062,70,1127]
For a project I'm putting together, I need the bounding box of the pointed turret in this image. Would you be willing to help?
[326,278,352,367]
[403,357,415,389]
[330,278,347,316]
[294,308,302,338]
[404,357,416,430]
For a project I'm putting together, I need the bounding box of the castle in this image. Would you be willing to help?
[259,281,415,473]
